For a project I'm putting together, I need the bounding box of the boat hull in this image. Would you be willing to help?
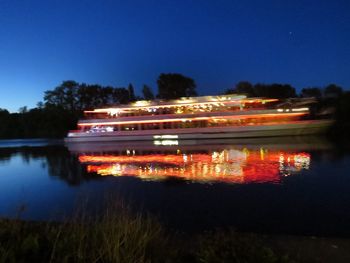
[65,119,333,143]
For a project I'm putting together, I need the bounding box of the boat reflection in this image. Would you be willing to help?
[70,137,316,184]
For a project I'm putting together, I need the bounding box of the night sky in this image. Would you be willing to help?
[1,0,349,112]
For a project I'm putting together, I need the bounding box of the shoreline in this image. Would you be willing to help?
[1,216,349,263]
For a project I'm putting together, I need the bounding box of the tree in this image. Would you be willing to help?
[0,108,9,116]
[157,73,197,99]
[77,84,101,110]
[100,86,115,106]
[223,88,236,95]
[142,85,155,100]
[254,83,296,98]
[273,84,296,98]
[113,88,130,104]
[324,84,343,98]
[235,81,255,97]
[0,109,10,138]
[0,109,14,138]
[44,80,80,111]
[36,101,44,109]
[336,91,350,123]
[18,106,28,113]
[301,87,322,98]
[44,80,135,111]
[128,83,136,102]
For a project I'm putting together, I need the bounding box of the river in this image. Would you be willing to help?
[0,136,349,236]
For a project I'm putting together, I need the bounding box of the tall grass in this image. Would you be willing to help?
[0,198,308,263]
[0,198,166,263]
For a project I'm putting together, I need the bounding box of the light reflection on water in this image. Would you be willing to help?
[1,136,350,236]
[77,148,310,184]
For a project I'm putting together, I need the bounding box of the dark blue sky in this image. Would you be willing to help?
[1,0,349,112]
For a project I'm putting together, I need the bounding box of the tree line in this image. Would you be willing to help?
[224,81,344,100]
[0,73,196,138]
[41,73,196,112]
[0,73,349,139]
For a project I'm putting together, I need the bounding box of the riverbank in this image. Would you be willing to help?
[1,203,349,263]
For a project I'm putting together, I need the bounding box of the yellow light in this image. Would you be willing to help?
[153,140,179,145]
[83,96,282,114]
[260,148,264,160]
[176,98,195,104]
[78,112,307,127]
[153,135,178,139]
[134,100,151,106]
[292,107,309,112]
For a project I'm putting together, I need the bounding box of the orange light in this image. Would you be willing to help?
[79,154,212,165]
[78,149,310,184]
[77,112,306,127]
[83,98,279,114]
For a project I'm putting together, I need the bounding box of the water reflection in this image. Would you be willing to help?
[2,137,350,237]
[68,137,322,184]
[0,145,88,185]
[0,137,332,186]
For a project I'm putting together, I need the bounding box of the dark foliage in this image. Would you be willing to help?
[157,73,197,99]
[329,91,350,134]
[235,81,256,97]
[0,217,295,263]
[128,83,136,102]
[253,83,296,98]
[324,84,343,98]
[1,77,350,139]
[44,80,133,111]
[0,106,78,138]
[142,84,155,100]
[225,81,296,99]
[0,80,137,139]
[301,87,322,98]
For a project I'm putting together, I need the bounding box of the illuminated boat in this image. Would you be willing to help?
[65,94,333,143]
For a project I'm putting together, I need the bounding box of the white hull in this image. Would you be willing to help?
[66,135,332,154]
[65,119,333,143]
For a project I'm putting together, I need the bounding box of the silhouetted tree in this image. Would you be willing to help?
[18,106,28,113]
[142,85,155,100]
[44,80,80,111]
[223,88,235,95]
[254,83,296,98]
[0,105,79,139]
[44,81,135,111]
[301,87,322,98]
[77,83,100,110]
[157,73,197,99]
[128,83,136,102]
[336,91,350,121]
[0,109,10,138]
[37,101,44,109]
[100,86,115,106]
[113,88,130,104]
[324,84,343,98]
[224,82,296,98]
[3,78,350,139]
[235,81,255,97]
[0,108,9,116]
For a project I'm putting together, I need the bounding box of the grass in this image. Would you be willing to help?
[0,199,166,263]
[0,198,349,263]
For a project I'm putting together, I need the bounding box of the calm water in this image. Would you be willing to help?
[0,137,350,236]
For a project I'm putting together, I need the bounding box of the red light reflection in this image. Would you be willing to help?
[78,148,310,184]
